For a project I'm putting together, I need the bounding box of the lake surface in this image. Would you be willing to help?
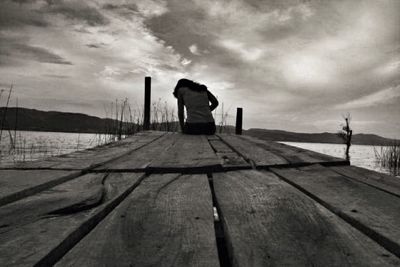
[281,141,397,176]
[0,131,396,177]
[0,130,115,164]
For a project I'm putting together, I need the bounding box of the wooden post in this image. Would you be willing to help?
[143,76,151,130]
[235,107,243,135]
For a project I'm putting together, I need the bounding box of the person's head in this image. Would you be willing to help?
[173,78,207,98]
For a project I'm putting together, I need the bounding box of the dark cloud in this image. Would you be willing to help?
[45,1,110,26]
[16,44,72,64]
[103,3,138,12]
[73,27,92,34]
[85,42,108,49]
[102,3,147,22]
[145,2,213,58]
[0,42,72,65]
[102,4,119,10]
[0,15,49,28]
[86,44,101,48]
[0,1,49,28]
[43,74,71,78]
[10,0,39,4]
[245,0,308,10]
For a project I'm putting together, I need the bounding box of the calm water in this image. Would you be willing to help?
[0,130,115,164]
[281,142,396,176]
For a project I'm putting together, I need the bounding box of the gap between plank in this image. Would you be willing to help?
[0,133,167,207]
[34,172,149,267]
[328,167,400,198]
[75,132,168,173]
[0,132,167,171]
[214,135,257,169]
[270,168,400,259]
[0,171,81,208]
[217,135,349,170]
[207,173,232,267]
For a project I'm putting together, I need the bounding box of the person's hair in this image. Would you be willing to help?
[173,78,207,98]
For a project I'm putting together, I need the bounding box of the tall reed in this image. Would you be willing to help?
[213,101,233,134]
[374,142,400,176]
[1,90,235,164]
[0,84,16,147]
[150,99,178,132]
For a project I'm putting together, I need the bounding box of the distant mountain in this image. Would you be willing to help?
[0,107,397,145]
[0,107,119,133]
[245,128,398,146]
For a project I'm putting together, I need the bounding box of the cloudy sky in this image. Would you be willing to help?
[0,0,399,138]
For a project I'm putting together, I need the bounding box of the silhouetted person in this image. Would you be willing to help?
[173,79,219,135]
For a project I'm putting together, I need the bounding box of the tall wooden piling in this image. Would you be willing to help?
[143,76,151,130]
[235,107,243,135]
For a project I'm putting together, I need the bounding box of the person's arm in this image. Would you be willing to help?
[177,95,185,132]
[207,90,219,111]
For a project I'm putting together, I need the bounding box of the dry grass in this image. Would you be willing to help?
[1,89,234,164]
[0,131,114,164]
[214,102,234,134]
[374,142,400,176]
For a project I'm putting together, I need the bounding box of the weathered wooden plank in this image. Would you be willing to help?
[218,134,288,167]
[207,135,220,141]
[216,152,250,169]
[0,174,103,231]
[271,164,400,258]
[0,170,80,207]
[56,174,219,267]
[208,139,233,153]
[329,165,400,197]
[94,132,178,171]
[148,134,221,172]
[0,131,165,170]
[0,172,144,266]
[208,138,250,169]
[240,134,348,165]
[48,131,166,170]
[213,170,400,266]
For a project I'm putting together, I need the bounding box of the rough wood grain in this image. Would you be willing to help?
[0,170,79,207]
[207,135,220,141]
[0,172,144,266]
[48,131,165,170]
[207,137,250,169]
[271,164,400,258]
[148,134,221,172]
[208,139,233,153]
[213,170,400,266]
[56,174,219,267]
[0,131,165,170]
[95,132,178,171]
[240,135,348,165]
[216,152,250,169]
[329,165,400,197]
[218,134,288,167]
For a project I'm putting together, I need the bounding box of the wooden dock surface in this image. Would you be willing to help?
[0,131,399,266]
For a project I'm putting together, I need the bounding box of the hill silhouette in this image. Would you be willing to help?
[0,107,117,133]
[245,128,398,146]
[0,107,397,145]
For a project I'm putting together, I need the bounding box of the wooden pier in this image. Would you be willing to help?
[0,131,400,266]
